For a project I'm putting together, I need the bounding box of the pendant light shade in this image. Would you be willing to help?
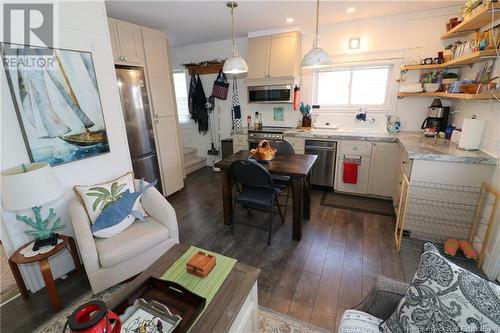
[302,46,332,69]
[302,0,332,69]
[223,1,248,74]
[223,55,248,74]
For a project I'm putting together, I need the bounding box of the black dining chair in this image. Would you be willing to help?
[269,140,295,220]
[230,159,284,245]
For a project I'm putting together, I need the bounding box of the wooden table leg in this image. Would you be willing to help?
[68,237,82,273]
[303,173,312,220]
[221,170,233,225]
[39,258,61,311]
[8,258,28,298]
[291,177,303,241]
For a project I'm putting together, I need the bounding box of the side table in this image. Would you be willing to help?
[8,235,81,311]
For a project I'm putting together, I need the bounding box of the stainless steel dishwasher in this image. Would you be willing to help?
[305,140,337,187]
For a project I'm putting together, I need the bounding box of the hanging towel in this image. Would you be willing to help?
[231,78,242,129]
[343,162,359,184]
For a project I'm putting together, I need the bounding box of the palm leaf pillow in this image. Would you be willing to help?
[74,172,145,224]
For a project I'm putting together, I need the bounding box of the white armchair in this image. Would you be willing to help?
[69,180,179,294]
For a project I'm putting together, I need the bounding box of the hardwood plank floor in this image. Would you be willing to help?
[1,167,426,332]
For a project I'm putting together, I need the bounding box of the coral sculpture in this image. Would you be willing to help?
[16,206,65,240]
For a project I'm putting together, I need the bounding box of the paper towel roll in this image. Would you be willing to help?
[458,118,486,150]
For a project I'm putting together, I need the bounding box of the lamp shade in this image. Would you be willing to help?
[223,55,248,74]
[1,162,64,211]
[301,47,332,69]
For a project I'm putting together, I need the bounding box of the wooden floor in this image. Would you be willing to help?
[169,167,421,331]
[1,166,425,332]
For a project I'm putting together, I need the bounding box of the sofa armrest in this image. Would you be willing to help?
[69,198,100,273]
[140,184,179,243]
[353,275,409,320]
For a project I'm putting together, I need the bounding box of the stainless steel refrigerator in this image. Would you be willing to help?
[115,66,163,194]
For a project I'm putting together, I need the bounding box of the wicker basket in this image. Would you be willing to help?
[250,140,277,161]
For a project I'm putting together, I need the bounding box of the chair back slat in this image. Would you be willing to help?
[230,160,273,189]
[269,140,295,156]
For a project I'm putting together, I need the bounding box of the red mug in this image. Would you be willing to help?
[66,300,121,333]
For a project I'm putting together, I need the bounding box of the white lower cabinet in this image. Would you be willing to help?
[367,142,400,197]
[283,136,304,154]
[228,282,259,333]
[154,116,184,196]
[233,133,249,152]
[335,141,372,194]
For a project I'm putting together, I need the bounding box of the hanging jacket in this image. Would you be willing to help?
[188,74,197,120]
[195,75,209,134]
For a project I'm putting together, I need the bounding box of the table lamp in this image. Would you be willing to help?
[1,162,66,250]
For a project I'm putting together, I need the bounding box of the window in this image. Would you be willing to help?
[172,70,190,123]
[313,61,397,113]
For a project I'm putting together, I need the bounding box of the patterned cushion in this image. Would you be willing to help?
[73,172,145,224]
[338,310,383,333]
[380,243,500,332]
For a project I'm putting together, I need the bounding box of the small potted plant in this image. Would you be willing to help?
[299,102,312,127]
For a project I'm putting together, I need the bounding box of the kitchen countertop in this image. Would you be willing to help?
[283,129,497,165]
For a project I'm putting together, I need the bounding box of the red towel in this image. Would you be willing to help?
[343,162,358,184]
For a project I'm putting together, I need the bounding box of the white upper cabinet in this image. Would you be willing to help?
[108,18,144,65]
[246,36,271,79]
[246,31,301,80]
[268,32,300,78]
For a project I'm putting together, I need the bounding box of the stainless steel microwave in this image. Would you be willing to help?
[247,84,293,104]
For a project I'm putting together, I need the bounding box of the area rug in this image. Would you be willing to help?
[35,285,330,333]
[321,191,394,216]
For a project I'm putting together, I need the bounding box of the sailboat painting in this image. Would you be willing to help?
[1,44,109,166]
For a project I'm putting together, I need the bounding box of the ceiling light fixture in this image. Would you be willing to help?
[223,1,248,75]
[286,17,294,23]
[347,7,356,13]
[349,37,361,49]
[301,0,332,69]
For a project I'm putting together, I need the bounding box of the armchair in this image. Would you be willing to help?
[338,276,409,333]
[69,180,179,294]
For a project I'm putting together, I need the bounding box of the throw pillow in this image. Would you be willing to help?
[380,243,500,333]
[91,180,155,238]
[73,172,145,224]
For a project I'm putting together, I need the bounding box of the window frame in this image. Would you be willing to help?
[172,69,192,128]
[311,58,400,114]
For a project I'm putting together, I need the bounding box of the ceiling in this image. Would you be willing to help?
[105,1,461,47]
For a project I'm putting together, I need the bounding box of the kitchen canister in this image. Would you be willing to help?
[458,117,486,150]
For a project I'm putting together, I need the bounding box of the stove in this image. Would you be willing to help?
[247,126,293,148]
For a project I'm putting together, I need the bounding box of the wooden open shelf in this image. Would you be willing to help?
[441,2,500,39]
[397,91,498,100]
[185,63,223,76]
[402,50,498,71]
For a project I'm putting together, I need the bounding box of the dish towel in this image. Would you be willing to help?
[343,162,358,184]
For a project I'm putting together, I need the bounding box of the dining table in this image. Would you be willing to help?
[214,150,318,241]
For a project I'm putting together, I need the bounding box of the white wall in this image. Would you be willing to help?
[170,8,456,160]
[0,1,131,291]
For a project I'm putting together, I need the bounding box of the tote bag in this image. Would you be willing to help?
[211,70,229,100]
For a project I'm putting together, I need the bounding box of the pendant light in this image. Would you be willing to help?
[302,0,332,69]
[223,1,248,74]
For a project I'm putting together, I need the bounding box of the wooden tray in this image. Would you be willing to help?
[112,277,206,333]
[186,251,216,278]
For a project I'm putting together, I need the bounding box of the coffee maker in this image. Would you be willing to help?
[421,99,450,132]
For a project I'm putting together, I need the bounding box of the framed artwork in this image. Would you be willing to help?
[273,107,284,122]
[1,43,109,166]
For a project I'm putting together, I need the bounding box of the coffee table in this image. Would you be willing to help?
[107,244,261,333]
